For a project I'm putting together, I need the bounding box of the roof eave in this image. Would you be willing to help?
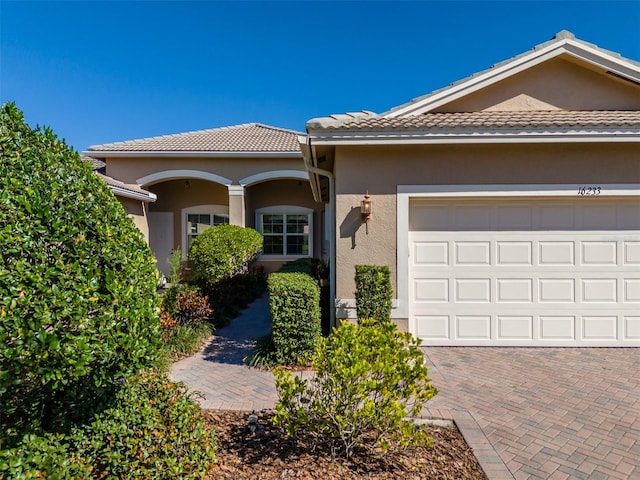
[83,150,302,158]
[108,185,157,202]
[307,129,640,145]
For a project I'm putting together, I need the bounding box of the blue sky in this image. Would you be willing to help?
[1,1,639,152]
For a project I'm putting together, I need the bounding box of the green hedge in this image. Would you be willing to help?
[268,272,321,365]
[0,102,162,434]
[0,372,217,479]
[354,265,393,324]
[188,224,263,285]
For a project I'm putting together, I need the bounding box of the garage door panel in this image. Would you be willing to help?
[497,241,532,265]
[413,241,449,265]
[624,242,640,264]
[581,241,617,265]
[539,278,575,303]
[624,279,640,302]
[456,316,491,339]
[409,198,640,346]
[455,241,490,265]
[625,317,640,339]
[539,241,575,265]
[414,279,449,302]
[497,279,533,303]
[582,316,617,340]
[581,279,618,303]
[498,316,533,340]
[540,316,576,340]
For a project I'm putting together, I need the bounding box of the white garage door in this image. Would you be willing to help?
[409,198,640,346]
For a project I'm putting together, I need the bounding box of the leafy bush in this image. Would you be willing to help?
[0,372,217,479]
[355,264,393,324]
[161,285,213,326]
[245,333,278,369]
[200,272,267,327]
[277,257,328,280]
[188,224,263,285]
[268,272,321,365]
[162,321,213,361]
[273,319,437,459]
[0,103,162,434]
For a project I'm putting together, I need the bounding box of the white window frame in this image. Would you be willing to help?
[181,204,229,257]
[255,206,313,260]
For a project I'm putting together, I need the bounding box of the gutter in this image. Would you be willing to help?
[108,185,157,203]
[83,150,302,159]
[299,135,336,330]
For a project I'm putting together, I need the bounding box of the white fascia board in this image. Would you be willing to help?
[562,41,640,82]
[109,185,157,202]
[83,150,302,158]
[386,39,640,117]
[397,183,640,197]
[308,130,640,145]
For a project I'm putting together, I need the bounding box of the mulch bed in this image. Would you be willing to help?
[203,410,487,480]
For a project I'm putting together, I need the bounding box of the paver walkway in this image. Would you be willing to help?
[170,296,640,480]
[170,294,279,411]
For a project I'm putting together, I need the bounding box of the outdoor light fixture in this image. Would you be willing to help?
[184,180,191,189]
[361,191,373,222]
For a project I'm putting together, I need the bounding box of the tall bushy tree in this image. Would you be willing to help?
[0,103,163,433]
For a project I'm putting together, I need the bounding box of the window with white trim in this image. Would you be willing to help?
[182,205,229,256]
[256,206,313,258]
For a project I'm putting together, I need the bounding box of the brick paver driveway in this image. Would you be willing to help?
[423,348,640,479]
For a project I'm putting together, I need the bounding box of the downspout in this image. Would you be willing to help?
[300,135,336,330]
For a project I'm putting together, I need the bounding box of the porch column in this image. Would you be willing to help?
[228,184,245,226]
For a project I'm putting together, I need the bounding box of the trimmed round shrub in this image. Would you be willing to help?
[0,103,162,433]
[188,224,263,285]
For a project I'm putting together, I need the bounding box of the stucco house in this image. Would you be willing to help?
[85,123,324,278]
[86,31,640,347]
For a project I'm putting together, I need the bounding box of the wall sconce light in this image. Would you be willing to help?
[184,180,190,189]
[361,192,372,233]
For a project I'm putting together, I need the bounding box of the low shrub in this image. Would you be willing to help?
[354,264,393,324]
[245,333,278,369]
[161,285,213,326]
[188,224,263,286]
[200,273,266,327]
[273,319,437,459]
[0,372,217,479]
[268,272,321,365]
[162,321,213,361]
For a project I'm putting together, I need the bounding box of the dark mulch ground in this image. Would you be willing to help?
[204,410,487,480]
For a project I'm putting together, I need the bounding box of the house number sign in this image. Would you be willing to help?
[577,186,601,196]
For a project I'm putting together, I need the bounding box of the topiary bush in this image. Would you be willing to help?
[268,272,321,365]
[188,224,263,285]
[355,264,393,324]
[0,102,162,434]
[273,319,438,459]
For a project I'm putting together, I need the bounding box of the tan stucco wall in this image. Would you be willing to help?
[438,57,640,112]
[117,197,150,242]
[334,142,640,301]
[106,156,305,185]
[148,179,229,249]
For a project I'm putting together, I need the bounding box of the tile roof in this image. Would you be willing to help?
[82,155,106,172]
[307,111,640,132]
[95,172,156,200]
[86,123,303,153]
